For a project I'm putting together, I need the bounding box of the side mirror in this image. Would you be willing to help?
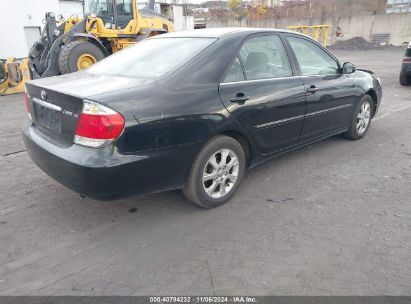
[343,62,356,74]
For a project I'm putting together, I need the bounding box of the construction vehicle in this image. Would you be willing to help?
[0,58,31,95]
[0,0,174,96]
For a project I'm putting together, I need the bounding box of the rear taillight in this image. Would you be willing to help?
[74,100,125,148]
[403,57,411,63]
[24,87,32,120]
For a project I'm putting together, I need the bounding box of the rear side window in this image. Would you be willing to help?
[223,56,245,83]
[87,37,216,79]
[287,36,339,76]
[238,35,292,80]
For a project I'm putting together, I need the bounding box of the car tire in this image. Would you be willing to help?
[58,41,105,75]
[343,95,373,140]
[183,135,246,208]
[399,72,410,86]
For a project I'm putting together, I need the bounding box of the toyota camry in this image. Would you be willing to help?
[23,28,382,208]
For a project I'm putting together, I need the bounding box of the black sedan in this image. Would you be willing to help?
[23,28,382,208]
[400,41,411,85]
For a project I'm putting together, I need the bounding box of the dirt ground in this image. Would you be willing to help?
[0,47,410,295]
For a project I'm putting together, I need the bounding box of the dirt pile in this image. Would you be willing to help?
[329,37,375,51]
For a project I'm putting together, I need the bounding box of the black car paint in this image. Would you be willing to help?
[23,29,382,200]
[400,47,411,81]
[401,63,411,79]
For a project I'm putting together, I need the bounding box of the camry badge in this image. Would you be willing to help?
[40,90,47,100]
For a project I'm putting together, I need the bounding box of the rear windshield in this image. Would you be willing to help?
[406,48,411,57]
[87,37,216,79]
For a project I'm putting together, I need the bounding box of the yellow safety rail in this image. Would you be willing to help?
[287,25,331,47]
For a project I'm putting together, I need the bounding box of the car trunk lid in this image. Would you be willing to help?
[26,83,83,147]
[25,72,153,147]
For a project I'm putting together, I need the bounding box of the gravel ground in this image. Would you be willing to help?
[0,47,410,296]
[328,37,375,51]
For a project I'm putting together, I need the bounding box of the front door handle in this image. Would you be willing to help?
[306,85,319,94]
[230,93,250,104]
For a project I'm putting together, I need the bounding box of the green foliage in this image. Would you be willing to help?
[228,0,242,12]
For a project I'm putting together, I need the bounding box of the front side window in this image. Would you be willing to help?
[87,37,216,79]
[238,35,292,80]
[287,36,340,76]
[84,0,115,28]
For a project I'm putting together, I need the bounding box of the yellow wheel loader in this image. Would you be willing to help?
[0,0,174,95]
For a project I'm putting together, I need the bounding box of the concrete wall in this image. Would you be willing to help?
[172,5,184,31]
[183,16,195,31]
[369,13,411,45]
[206,13,411,46]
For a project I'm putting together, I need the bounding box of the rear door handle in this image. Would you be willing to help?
[230,93,249,104]
[306,85,319,94]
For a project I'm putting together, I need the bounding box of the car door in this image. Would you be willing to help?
[218,34,306,154]
[284,35,356,142]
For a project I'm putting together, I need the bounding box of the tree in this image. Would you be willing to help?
[228,0,247,20]
[228,0,242,13]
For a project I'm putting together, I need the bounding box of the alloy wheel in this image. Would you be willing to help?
[356,101,371,135]
[202,149,239,199]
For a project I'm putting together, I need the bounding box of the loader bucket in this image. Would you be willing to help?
[0,58,31,96]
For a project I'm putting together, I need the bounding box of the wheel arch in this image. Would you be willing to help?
[71,33,110,57]
[218,130,252,167]
[365,89,378,118]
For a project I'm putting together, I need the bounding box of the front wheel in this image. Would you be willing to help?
[183,135,246,208]
[343,95,373,140]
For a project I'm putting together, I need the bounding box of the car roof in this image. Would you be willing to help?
[154,28,310,39]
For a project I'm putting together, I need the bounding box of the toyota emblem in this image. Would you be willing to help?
[40,90,47,100]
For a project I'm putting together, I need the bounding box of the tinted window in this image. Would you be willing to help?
[84,0,114,28]
[87,37,215,79]
[117,0,133,28]
[287,37,339,76]
[239,35,292,80]
[223,56,245,83]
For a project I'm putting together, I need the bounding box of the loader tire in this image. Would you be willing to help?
[58,41,105,75]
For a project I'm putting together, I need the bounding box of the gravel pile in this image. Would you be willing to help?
[329,37,375,51]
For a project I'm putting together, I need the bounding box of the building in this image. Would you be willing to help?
[138,0,194,31]
[0,0,83,58]
[247,0,283,7]
[191,7,210,13]
[0,0,192,59]
[386,0,411,13]
[204,1,228,10]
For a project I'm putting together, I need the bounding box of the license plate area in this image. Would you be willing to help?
[33,98,62,134]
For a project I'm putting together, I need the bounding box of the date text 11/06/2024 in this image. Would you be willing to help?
[149,296,257,303]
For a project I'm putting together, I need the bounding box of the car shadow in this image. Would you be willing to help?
[46,134,350,229]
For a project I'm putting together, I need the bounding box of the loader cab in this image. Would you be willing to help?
[84,0,134,29]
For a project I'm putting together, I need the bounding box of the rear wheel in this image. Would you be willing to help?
[399,72,410,86]
[58,41,105,75]
[183,135,246,208]
[343,95,373,140]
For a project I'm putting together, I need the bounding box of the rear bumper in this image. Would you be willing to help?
[401,63,411,77]
[23,121,201,200]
